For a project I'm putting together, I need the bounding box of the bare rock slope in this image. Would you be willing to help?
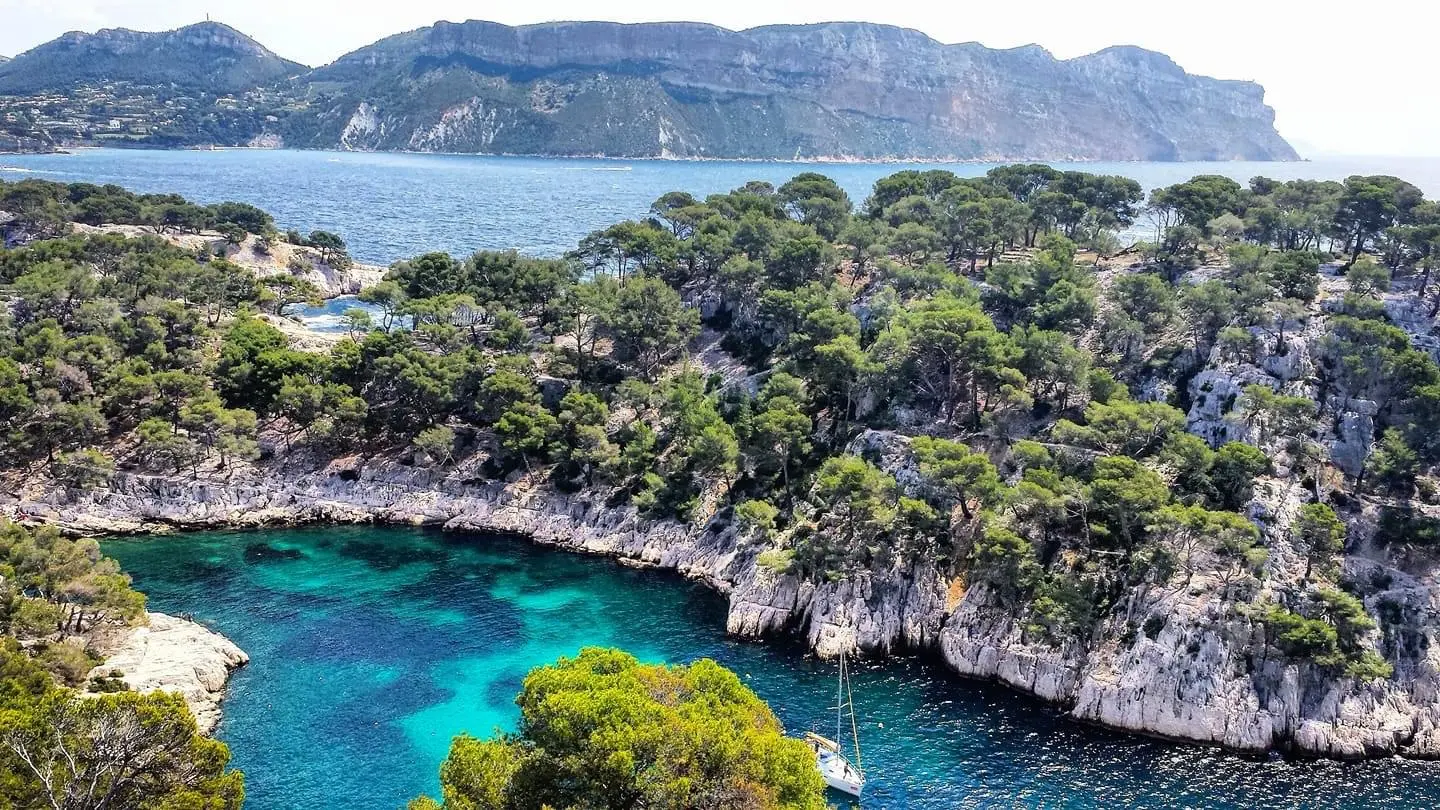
[0,19,1295,161]
[304,21,1296,161]
[91,612,249,734]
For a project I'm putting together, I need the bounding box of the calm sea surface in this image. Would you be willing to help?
[105,526,1440,810]
[4,149,1440,264]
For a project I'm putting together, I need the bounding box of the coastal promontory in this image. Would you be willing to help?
[0,20,1296,161]
[6,168,1440,763]
[92,612,250,734]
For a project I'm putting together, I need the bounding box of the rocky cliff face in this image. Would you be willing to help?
[13,423,1437,759]
[0,131,56,154]
[299,20,1294,161]
[0,21,305,94]
[0,19,1296,160]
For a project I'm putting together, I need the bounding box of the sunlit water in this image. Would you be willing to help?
[5,149,1440,264]
[284,296,386,333]
[105,527,1440,810]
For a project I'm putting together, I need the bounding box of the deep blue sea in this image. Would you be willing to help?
[4,149,1440,264]
[105,527,1440,810]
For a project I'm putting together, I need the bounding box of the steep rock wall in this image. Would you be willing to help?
[299,21,1296,161]
[13,451,1439,759]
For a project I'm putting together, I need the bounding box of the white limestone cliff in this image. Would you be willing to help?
[15,446,1440,759]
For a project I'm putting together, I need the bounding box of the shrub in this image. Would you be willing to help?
[757,548,795,575]
[735,499,780,538]
[411,648,825,810]
[35,639,99,686]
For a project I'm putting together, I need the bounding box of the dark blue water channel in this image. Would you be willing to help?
[103,526,1440,809]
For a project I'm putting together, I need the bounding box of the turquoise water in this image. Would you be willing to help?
[105,526,1440,809]
[5,149,1440,264]
[285,296,391,332]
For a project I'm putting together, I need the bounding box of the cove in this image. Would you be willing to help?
[105,526,1440,809]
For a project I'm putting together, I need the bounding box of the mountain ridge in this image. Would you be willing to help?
[0,21,305,94]
[0,19,1297,161]
[300,19,1295,160]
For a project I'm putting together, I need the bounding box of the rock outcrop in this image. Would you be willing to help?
[71,224,385,297]
[0,131,58,154]
[14,441,1440,759]
[90,612,249,734]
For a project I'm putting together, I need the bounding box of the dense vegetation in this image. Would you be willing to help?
[3,163,1439,752]
[410,648,825,810]
[0,179,347,257]
[0,520,146,681]
[0,520,243,809]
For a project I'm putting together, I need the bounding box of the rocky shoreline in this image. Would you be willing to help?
[90,611,249,734]
[70,223,386,298]
[12,444,1440,761]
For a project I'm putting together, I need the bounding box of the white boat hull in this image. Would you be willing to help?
[815,747,864,796]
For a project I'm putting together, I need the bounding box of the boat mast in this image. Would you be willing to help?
[833,652,863,772]
[846,653,862,771]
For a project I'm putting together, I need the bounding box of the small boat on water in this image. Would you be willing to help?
[804,651,865,796]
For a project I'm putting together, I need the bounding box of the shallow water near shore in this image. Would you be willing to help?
[105,526,1440,809]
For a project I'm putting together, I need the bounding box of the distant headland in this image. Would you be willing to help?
[0,20,1297,162]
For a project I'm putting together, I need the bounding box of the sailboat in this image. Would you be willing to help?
[804,651,865,796]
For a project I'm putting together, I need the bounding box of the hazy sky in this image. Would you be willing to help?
[2,0,1436,157]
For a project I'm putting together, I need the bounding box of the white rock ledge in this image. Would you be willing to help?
[92,612,249,734]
